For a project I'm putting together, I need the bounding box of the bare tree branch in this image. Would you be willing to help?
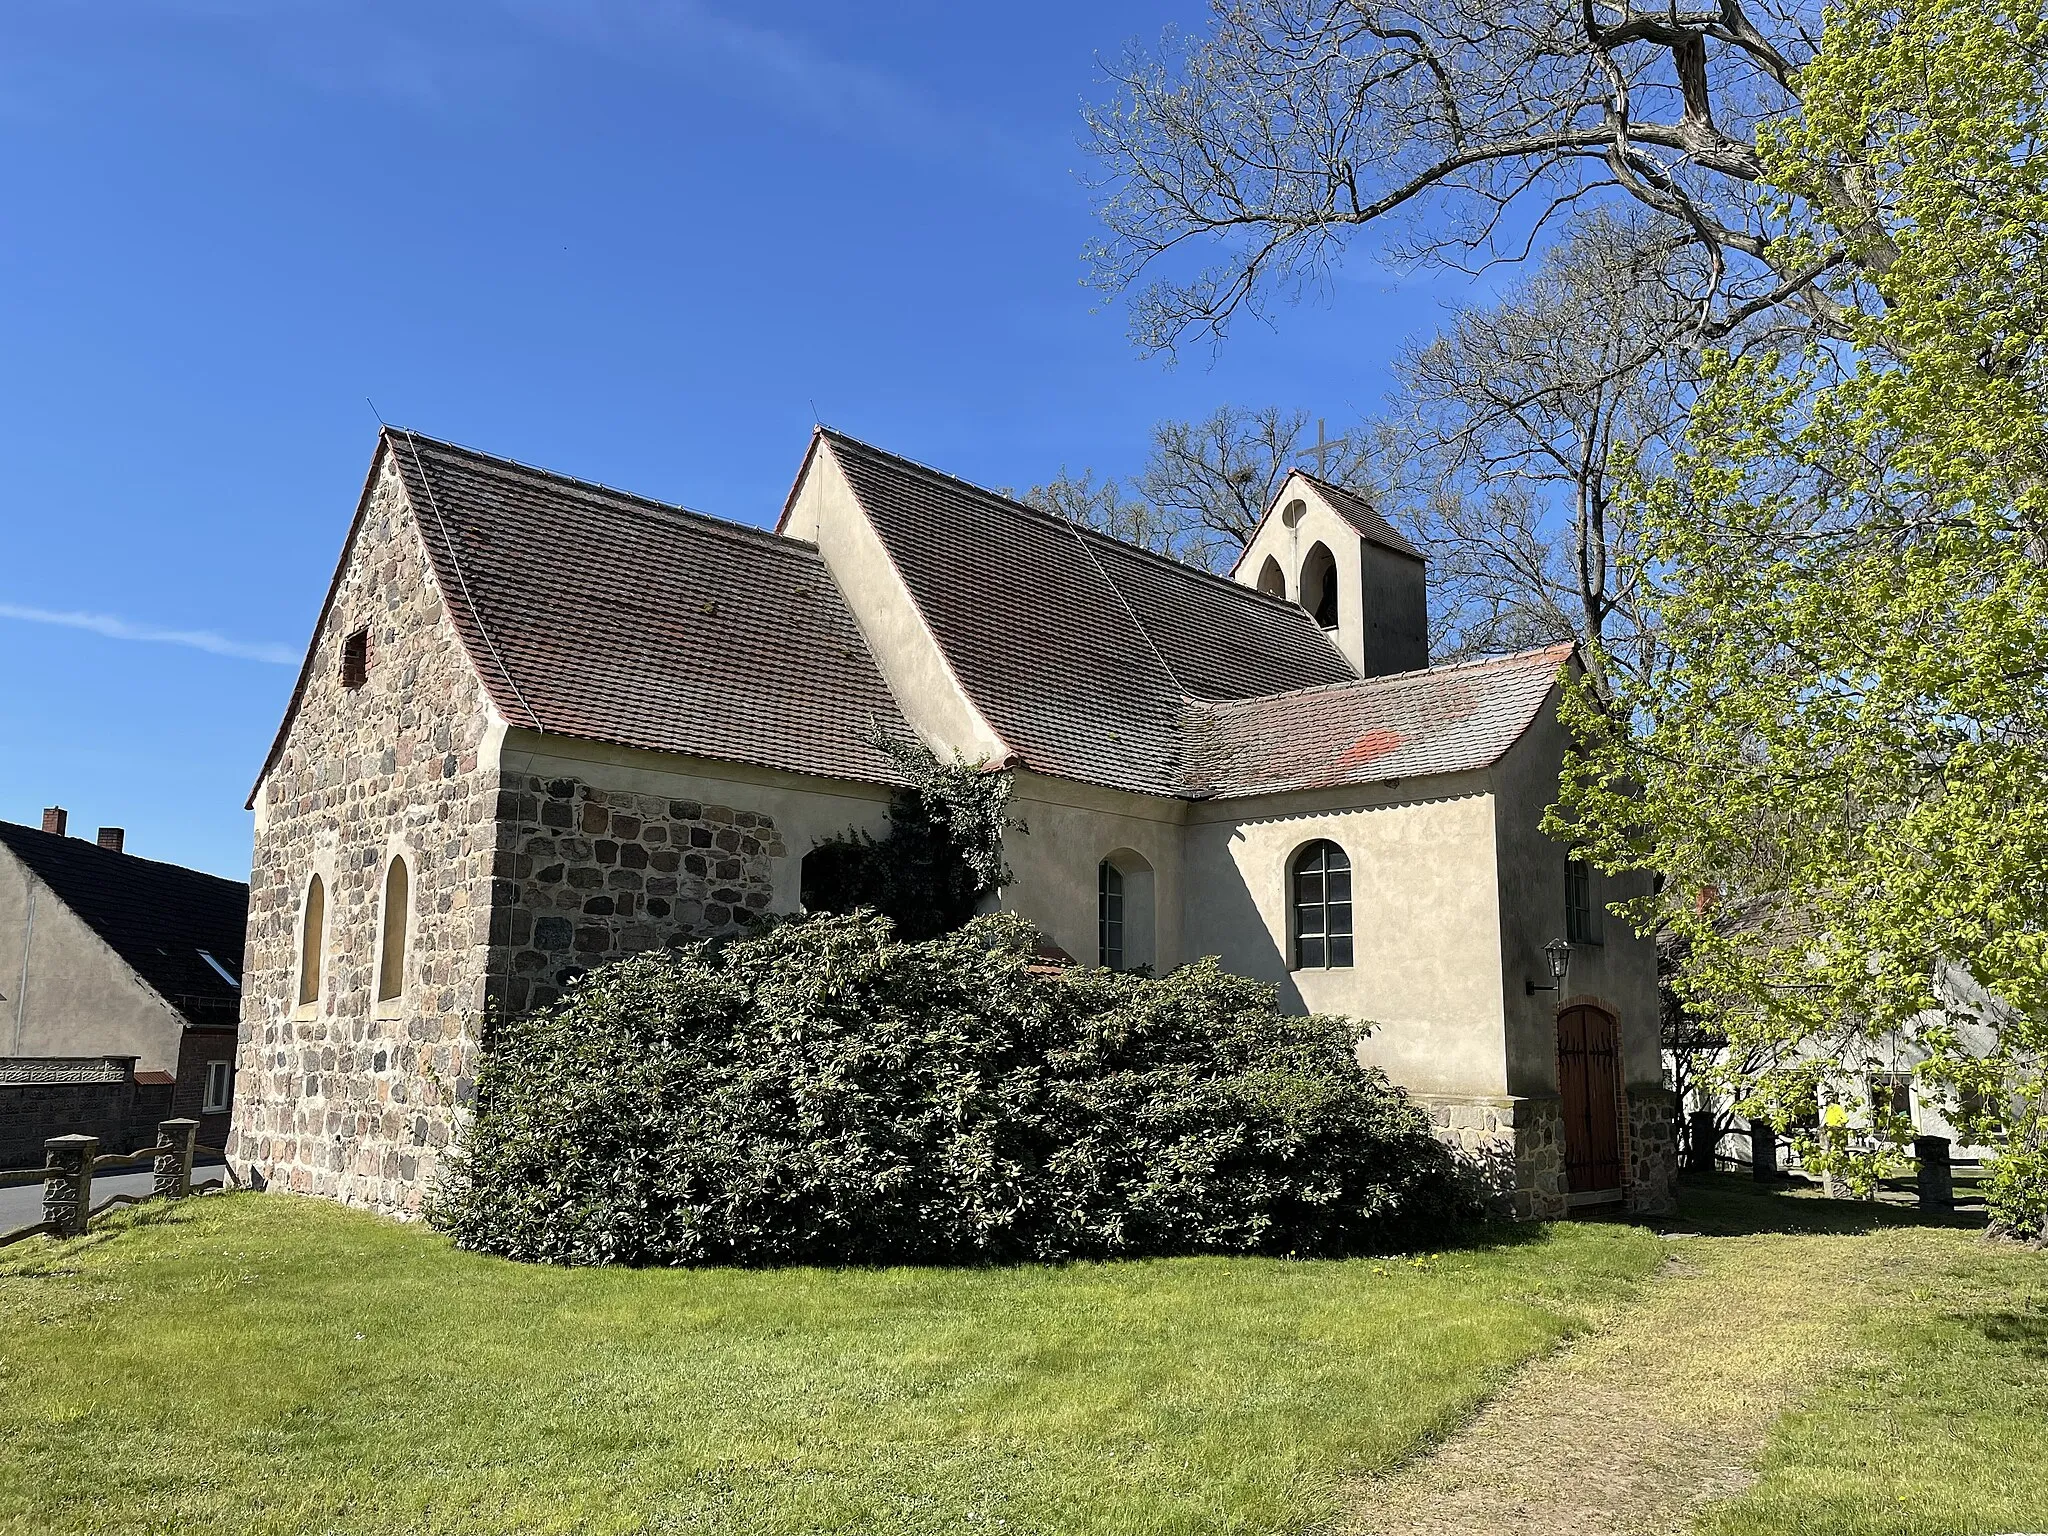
[1084,0,1863,354]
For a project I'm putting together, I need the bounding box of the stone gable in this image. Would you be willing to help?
[228,448,502,1214]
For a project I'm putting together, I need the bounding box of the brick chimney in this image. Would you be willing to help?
[41,806,66,836]
[97,827,125,853]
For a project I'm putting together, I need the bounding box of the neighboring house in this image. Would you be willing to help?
[1674,949,2009,1170]
[229,428,1672,1220]
[0,810,246,1163]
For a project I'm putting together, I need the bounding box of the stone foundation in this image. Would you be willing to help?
[1624,1087,1680,1214]
[1417,1094,1567,1221]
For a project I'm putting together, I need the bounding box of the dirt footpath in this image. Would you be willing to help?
[1334,1225,1914,1536]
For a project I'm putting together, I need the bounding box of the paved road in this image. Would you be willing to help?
[0,1159,226,1235]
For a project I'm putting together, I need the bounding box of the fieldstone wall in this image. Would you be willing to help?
[485,773,785,1016]
[1418,1094,1566,1221]
[227,448,501,1215]
[1625,1087,1680,1214]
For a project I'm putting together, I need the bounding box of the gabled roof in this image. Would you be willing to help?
[0,822,247,1026]
[1180,644,1574,799]
[256,430,914,801]
[1291,472,1424,560]
[815,431,1358,796]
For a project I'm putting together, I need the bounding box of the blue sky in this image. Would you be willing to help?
[0,1,1476,880]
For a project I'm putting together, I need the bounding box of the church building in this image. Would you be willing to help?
[227,427,1673,1220]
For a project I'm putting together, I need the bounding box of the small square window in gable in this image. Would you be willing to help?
[341,627,370,690]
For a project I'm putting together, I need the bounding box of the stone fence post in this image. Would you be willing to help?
[1686,1111,1718,1173]
[41,1134,96,1238]
[1914,1134,1954,1211]
[153,1118,199,1200]
[1749,1122,1777,1181]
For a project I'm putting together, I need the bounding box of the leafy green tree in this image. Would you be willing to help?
[1553,0,2048,1237]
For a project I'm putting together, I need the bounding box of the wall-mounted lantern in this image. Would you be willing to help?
[1527,938,1573,996]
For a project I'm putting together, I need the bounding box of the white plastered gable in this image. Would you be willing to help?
[779,436,1010,765]
[1230,471,1373,676]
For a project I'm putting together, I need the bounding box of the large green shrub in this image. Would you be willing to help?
[433,913,1473,1265]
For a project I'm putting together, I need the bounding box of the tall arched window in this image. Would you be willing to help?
[1291,840,1353,969]
[1256,555,1286,598]
[297,874,325,1008]
[1301,542,1339,629]
[377,856,409,1004]
[1098,859,1125,970]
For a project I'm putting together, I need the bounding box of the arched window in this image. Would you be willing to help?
[1301,542,1339,629]
[1255,555,1286,598]
[1291,840,1353,969]
[297,874,325,1008]
[377,856,409,1004]
[1098,859,1125,970]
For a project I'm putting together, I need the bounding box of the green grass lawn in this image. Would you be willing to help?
[1688,1191,2048,1536]
[0,1195,1663,1536]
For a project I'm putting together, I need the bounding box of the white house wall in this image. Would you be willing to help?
[1181,776,1511,1098]
[1486,688,1662,1094]
[0,843,185,1071]
[1001,770,1188,970]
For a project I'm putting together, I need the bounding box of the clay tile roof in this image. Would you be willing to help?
[384,431,912,786]
[1294,472,1424,560]
[821,431,1356,797]
[0,822,247,1026]
[1180,643,1575,799]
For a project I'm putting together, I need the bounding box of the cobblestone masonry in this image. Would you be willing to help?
[1418,1095,1567,1221]
[485,774,785,1017]
[1625,1087,1680,1215]
[229,450,797,1216]
[228,449,502,1215]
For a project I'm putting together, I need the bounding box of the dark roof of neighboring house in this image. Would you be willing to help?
[1292,473,1425,560]
[817,430,1358,796]
[0,823,247,1026]
[257,431,915,799]
[1180,644,1573,799]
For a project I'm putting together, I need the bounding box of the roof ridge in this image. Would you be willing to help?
[386,427,796,554]
[1188,641,1574,712]
[0,820,247,888]
[1289,469,1424,559]
[818,428,1317,615]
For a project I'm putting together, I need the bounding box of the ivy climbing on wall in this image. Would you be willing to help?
[799,730,1022,942]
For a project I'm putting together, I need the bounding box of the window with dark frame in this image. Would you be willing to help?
[202,1059,233,1114]
[1098,859,1124,971]
[1868,1071,1913,1121]
[1566,857,1604,945]
[1292,840,1353,969]
[341,627,370,689]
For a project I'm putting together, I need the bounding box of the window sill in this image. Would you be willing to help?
[372,997,407,1021]
[290,1002,318,1022]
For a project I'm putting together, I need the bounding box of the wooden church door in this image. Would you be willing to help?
[1557,1005,1623,1196]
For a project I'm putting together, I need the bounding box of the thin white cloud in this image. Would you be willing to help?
[0,602,297,665]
